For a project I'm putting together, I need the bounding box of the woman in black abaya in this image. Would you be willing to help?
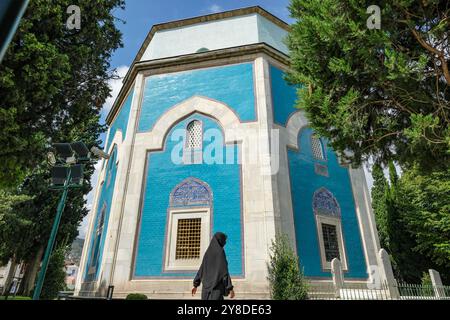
[191,232,235,300]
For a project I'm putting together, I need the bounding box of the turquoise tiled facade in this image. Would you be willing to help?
[105,88,134,152]
[86,63,369,283]
[269,64,299,126]
[288,128,367,278]
[138,63,256,132]
[134,114,243,277]
[84,63,370,285]
[270,64,367,278]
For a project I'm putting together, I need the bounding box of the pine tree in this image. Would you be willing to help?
[372,162,430,283]
[287,0,450,171]
[397,166,450,280]
[371,164,389,249]
[0,0,124,187]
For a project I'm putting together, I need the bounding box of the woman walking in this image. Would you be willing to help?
[191,232,235,300]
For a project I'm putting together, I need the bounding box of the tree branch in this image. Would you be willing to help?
[410,28,450,84]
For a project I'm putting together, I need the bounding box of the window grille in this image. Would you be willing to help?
[321,223,340,262]
[186,120,202,149]
[175,218,202,260]
[88,205,106,274]
[311,135,325,160]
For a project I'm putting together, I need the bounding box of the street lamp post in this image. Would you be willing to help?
[32,168,72,300]
[32,142,93,300]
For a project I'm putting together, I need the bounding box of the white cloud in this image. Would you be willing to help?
[102,65,130,117]
[207,4,223,14]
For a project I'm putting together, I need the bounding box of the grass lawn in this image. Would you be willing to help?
[0,295,32,300]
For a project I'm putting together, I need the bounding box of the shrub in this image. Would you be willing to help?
[40,247,67,300]
[126,293,148,300]
[267,235,308,300]
[420,272,434,296]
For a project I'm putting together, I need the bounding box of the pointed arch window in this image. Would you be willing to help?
[106,156,115,187]
[184,120,203,164]
[313,188,347,270]
[88,203,106,276]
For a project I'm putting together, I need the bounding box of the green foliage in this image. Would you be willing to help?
[0,296,32,300]
[0,191,32,264]
[397,166,450,270]
[420,272,434,296]
[0,0,124,294]
[40,247,67,300]
[371,163,450,283]
[0,0,124,187]
[371,162,429,283]
[421,272,432,286]
[287,0,450,171]
[267,235,308,300]
[125,293,148,300]
[371,164,389,249]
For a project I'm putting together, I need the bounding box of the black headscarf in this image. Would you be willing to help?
[197,232,229,290]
